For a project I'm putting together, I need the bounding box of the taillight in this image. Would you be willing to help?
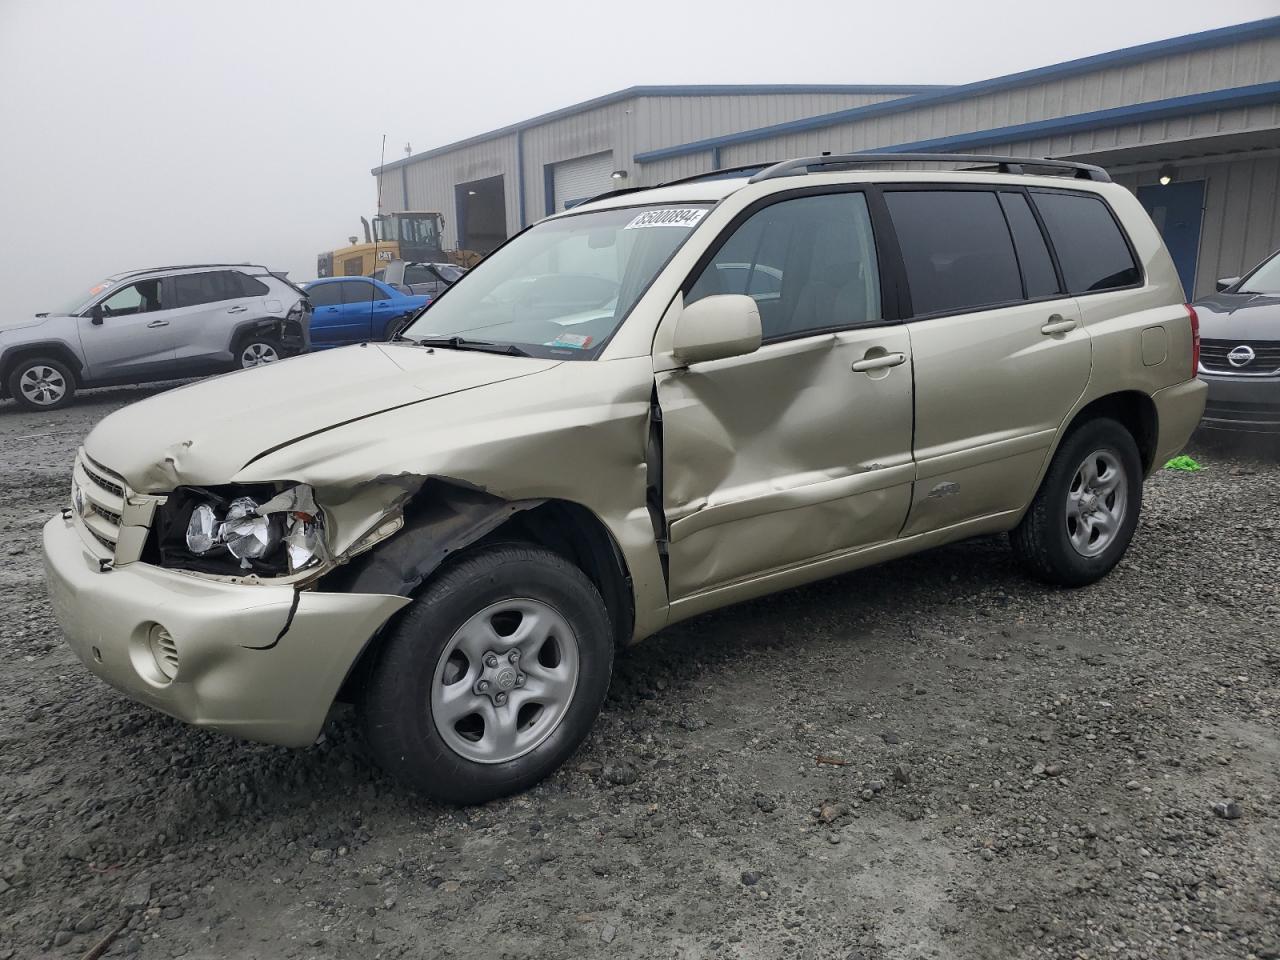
[1185,304,1200,377]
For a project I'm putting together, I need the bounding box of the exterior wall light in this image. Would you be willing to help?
[611,170,628,180]
[1158,164,1176,186]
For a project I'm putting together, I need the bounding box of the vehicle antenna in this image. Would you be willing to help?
[372,133,387,333]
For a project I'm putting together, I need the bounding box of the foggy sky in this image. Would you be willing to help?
[0,0,1274,319]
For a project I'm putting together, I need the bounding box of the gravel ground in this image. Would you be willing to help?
[1,384,1277,960]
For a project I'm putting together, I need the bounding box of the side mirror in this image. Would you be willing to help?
[671,294,762,366]
[89,303,104,325]
[1215,277,1240,293]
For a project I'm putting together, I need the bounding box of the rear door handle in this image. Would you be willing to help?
[851,352,906,373]
[1040,315,1078,335]
[146,319,170,328]
[227,305,247,314]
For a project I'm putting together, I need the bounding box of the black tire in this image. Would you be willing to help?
[236,337,283,369]
[1010,417,1143,586]
[359,543,614,804]
[384,314,412,342]
[6,356,77,411]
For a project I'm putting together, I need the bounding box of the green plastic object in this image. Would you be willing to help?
[1163,455,1203,472]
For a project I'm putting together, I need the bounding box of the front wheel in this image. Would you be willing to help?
[359,543,614,804]
[7,356,77,410]
[1010,417,1143,586]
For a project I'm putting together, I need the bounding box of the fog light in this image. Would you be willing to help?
[147,624,179,681]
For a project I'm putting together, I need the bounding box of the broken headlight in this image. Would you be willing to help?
[152,483,329,576]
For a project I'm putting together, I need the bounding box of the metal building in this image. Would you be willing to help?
[374,17,1280,298]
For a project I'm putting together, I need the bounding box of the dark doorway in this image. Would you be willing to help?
[454,175,507,254]
[1138,180,1205,299]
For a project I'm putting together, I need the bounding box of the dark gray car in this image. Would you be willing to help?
[1194,249,1280,433]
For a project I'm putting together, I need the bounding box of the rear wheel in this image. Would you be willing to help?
[7,357,77,411]
[237,338,281,369]
[1011,417,1143,586]
[359,543,613,804]
[384,314,413,342]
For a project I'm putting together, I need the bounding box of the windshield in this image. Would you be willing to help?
[403,203,710,359]
[50,278,116,316]
[1239,250,1280,295]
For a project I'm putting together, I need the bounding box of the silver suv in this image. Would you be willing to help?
[1,264,311,410]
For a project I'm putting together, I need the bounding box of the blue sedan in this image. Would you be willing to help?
[301,276,429,348]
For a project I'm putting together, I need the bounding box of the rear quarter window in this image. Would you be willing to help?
[1031,191,1140,294]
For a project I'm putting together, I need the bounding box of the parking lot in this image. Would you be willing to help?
[0,385,1277,960]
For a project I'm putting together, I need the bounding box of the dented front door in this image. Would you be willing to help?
[657,326,915,600]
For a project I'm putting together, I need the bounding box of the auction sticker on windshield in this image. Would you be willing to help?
[624,208,707,230]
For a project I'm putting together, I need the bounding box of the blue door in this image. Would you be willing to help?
[1137,180,1205,299]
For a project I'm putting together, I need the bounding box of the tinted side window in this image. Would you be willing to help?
[171,271,239,308]
[233,272,270,297]
[687,192,881,339]
[341,281,377,304]
[305,283,342,307]
[998,192,1060,299]
[1031,191,1140,293]
[885,190,1022,316]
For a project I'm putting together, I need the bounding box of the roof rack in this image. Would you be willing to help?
[574,163,774,210]
[115,262,274,279]
[748,153,1111,183]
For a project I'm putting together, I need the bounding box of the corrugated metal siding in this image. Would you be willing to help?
[1114,155,1280,298]
[396,132,519,249]
[388,91,921,239]
[716,35,1280,168]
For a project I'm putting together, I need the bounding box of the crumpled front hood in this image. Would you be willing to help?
[1194,292,1280,341]
[84,343,559,491]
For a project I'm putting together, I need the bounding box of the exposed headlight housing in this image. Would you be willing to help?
[153,483,329,577]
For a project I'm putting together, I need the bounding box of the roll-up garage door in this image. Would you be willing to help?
[552,151,615,211]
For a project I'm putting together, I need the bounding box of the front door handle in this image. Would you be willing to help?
[851,352,906,373]
[146,319,170,328]
[1040,315,1078,335]
[227,305,247,314]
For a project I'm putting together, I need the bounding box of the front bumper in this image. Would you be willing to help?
[1198,371,1280,433]
[43,514,408,747]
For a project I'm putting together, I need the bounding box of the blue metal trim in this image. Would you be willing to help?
[711,146,721,170]
[543,163,556,217]
[516,128,527,229]
[371,84,948,174]
[634,16,1280,164]
[868,81,1280,154]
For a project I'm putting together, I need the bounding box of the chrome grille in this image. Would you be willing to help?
[1200,339,1280,375]
[72,451,127,554]
[81,461,124,497]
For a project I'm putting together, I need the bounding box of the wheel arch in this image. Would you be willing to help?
[1060,390,1159,476]
[1,341,85,384]
[328,480,635,702]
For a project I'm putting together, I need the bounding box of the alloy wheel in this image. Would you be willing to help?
[1065,448,1128,558]
[18,365,68,406]
[240,342,280,367]
[430,598,580,764]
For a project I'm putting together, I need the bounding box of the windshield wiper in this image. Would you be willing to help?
[414,335,530,357]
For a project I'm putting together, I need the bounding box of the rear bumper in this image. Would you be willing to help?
[43,514,408,746]
[1150,378,1207,469]
[1198,371,1280,433]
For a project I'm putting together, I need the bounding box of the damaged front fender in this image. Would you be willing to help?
[323,479,543,597]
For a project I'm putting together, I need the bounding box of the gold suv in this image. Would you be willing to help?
[43,155,1206,803]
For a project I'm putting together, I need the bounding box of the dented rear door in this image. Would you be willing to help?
[655,190,915,601]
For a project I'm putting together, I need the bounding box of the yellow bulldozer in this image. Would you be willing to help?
[316,212,481,278]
